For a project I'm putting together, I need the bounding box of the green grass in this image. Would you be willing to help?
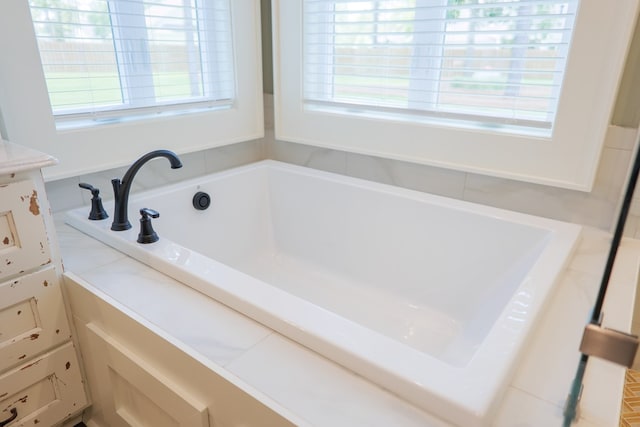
[44,71,201,111]
[450,77,554,92]
[45,72,121,110]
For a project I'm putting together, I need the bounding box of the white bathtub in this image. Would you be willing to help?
[66,160,581,426]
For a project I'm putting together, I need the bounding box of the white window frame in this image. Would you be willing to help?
[273,0,639,191]
[0,1,263,181]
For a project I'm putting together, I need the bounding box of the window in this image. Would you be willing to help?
[29,0,234,124]
[274,0,638,190]
[0,2,262,180]
[304,0,576,134]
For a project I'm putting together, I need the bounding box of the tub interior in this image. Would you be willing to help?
[133,165,552,367]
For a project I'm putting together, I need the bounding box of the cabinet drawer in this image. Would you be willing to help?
[0,267,70,371]
[85,322,209,427]
[0,341,87,426]
[0,179,51,281]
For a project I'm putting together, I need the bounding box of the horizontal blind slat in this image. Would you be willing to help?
[303,0,576,130]
[305,84,558,108]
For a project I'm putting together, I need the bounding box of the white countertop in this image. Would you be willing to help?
[55,216,639,426]
[0,139,57,175]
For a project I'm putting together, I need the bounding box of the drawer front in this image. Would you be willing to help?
[85,322,209,427]
[0,341,87,426]
[0,179,52,281]
[0,267,70,371]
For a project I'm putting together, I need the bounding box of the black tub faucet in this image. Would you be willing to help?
[111,150,182,231]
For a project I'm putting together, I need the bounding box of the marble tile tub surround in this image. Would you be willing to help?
[265,95,639,232]
[56,216,640,426]
[45,139,266,213]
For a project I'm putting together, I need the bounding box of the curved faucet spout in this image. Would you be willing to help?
[111,150,183,231]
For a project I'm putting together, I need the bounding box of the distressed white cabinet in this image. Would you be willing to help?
[0,141,87,426]
[0,342,85,426]
[0,267,71,369]
[0,178,51,278]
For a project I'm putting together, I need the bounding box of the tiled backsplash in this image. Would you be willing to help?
[47,94,640,237]
[45,139,266,213]
[264,95,640,235]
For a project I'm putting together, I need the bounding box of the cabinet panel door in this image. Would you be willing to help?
[0,267,71,371]
[0,341,87,426]
[0,179,51,280]
[85,322,210,427]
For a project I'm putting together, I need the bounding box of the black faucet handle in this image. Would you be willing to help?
[78,183,109,220]
[137,208,160,244]
[140,208,160,219]
[79,182,99,196]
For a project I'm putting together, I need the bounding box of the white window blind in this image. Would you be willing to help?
[304,0,577,132]
[28,0,234,121]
